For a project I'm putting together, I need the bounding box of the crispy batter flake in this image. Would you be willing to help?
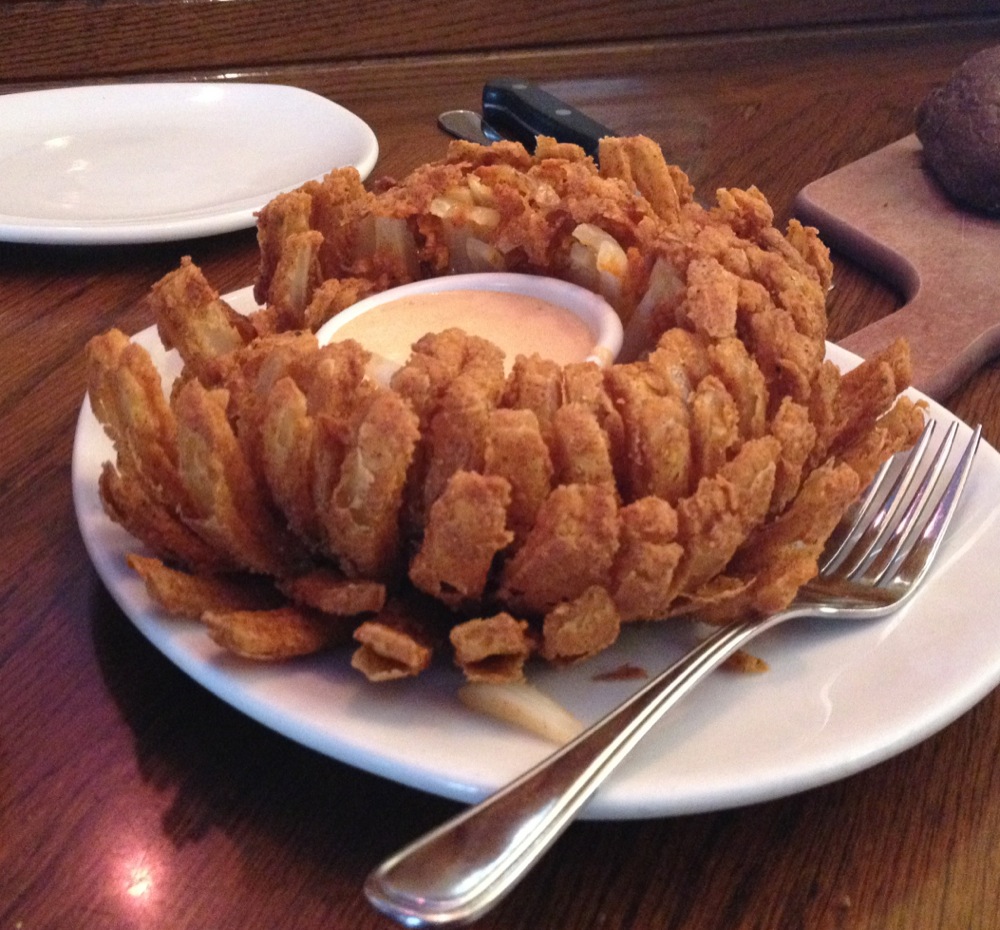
[541,586,621,664]
[203,605,353,660]
[450,613,534,683]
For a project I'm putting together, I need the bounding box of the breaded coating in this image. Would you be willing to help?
[127,553,281,619]
[254,189,314,304]
[101,464,232,571]
[203,604,354,660]
[834,395,926,490]
[671,437,780,597]
[149,257,254,382]
[392,329,506,529]
[421,362,504,516]
[683,257,740,339]
[785,218,834,292]
[173,379,302,576]
[88,330,230,570]
[483,408,554,544]
[724,460,862,615]
[827,338,913,458]
[276,567,386,616]
[500,484,619,615]
[736,280,825,407]
[598,135,692,224]
[87,329,186,504]
[541,586,621,663]
[550,402,617,491]
[805,359,843,468]
[307,168,377,280]
[450,613,534,682]
[606,362,692,503]
[266,229,323,330]
[706,337,769,440]
[611,497,684,622]
[303,276,378,330]
[502,354,565,446]
[321,389,420,579]
[351,598,440,681]
[769,397,818,513]
[223,335,343,513]
[391,328,505,428]
[409,471,513,607]
[647,328,712,399]
[562,361,626,476]
[689,375,741,481]
[258,376,322,546]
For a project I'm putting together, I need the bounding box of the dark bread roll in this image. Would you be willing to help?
[916,45,1000,216]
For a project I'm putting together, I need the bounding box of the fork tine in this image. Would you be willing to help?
[882,424,982,591]
[817,449,900,574]
[826,420,937,578]
[854,421,959,584]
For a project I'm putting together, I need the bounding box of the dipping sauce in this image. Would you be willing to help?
[331,288,600,381]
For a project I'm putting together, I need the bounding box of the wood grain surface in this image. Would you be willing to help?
[2,1,998,83]
[3,9,1000,930]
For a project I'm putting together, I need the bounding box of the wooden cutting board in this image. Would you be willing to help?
[793,134,1000,400]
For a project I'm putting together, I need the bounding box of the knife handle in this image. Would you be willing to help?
[482,79,612,159]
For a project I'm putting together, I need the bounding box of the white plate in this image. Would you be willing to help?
[0,83,378,244]
[72,294,1000,818]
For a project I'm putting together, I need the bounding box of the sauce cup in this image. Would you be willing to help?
[315,272,623,384]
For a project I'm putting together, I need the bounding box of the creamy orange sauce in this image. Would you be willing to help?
[332,288,597,381]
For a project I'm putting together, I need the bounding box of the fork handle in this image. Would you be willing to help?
[365,614,781,927]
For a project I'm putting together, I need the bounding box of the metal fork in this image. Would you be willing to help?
[366,419,982,928]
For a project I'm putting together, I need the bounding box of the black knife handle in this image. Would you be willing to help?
[482,79,613,159]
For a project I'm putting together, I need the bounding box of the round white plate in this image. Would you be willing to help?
[0,83,378,244]
[72,297,1000,818]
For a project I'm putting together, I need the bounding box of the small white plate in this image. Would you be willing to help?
[72,295,1000,818]
[0,83,378,244]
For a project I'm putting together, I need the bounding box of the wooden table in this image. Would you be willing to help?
[4,16,1000,930]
